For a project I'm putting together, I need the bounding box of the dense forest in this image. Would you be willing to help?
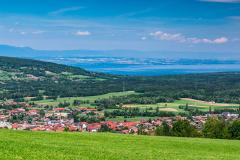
[1,56,240,104]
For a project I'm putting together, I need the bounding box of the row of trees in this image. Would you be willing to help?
[104,108,176,118]
[154,118,240,140]
[95,95,174,109]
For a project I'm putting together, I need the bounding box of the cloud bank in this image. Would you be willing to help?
[150,31,228,44]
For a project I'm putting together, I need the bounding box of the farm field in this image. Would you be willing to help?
[31,91,138,107]
[0,129,240,160]
[106,116,159,122]
[123,98,239,112]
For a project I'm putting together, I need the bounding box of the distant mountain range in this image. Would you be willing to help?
[1,44,240,75]
[0,44,239,59]
[0,44,147,58]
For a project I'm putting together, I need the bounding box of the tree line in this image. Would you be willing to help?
[154,118,240,140]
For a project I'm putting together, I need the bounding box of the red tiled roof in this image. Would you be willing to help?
[122,122,138,128]
[54,108,65,111]
[87,123,101,131]
[105,121,117,130]
[12,123,18,129]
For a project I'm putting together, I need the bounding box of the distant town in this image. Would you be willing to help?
[1,101,239,136]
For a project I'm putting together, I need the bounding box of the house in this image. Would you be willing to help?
[0,115,9,121]
[68,125,78,132]
[122,122,138,129]
[54,108,66,112]
[11,123,19,130]
[105,121,117,130]
[0,121,11,129]
[129,127,138,134]
[54,112,69,119]
[80,122,88,131]
[28,109,39,116]
[222,112,239,119]
[26,74,39,81]
[10,108,25,115]
[87,123,101,132]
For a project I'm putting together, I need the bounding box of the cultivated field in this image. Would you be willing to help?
[0,129,240,160]
[123,98,239,112]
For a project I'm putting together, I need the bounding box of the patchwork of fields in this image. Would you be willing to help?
[27,92,240,122]
[31,91,138,107]
[31,91,239,112]
[0,129,239,160]
[124,98,239,112]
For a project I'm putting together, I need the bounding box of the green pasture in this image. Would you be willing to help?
[123,98,239,112]
[0,129,240,160]
[31,91,137,107]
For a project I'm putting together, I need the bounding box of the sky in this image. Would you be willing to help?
[0,0,240,56]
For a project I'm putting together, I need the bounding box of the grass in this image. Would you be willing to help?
[0,70,14,81]
[60,72,105,81]
[32,91,138,107]
[0,129,240,160]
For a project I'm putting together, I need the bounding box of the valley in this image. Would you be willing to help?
[1,56,240,140]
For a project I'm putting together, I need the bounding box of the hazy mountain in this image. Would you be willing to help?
[0,44,239,60]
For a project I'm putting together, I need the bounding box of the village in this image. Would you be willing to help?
[0,101,239,135]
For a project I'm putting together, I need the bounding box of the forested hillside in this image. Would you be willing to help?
[1,56,240,104]
[0,56,120,99]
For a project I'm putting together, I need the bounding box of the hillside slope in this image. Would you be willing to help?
[0,130,239,160]
[0,56,121,99]
[1,56,240,104]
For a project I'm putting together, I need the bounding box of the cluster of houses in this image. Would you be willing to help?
[0,101,239,134]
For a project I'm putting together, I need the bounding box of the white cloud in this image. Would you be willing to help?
[141,36,147,40]
[20,31,27,35]
[212,37,228,44]
[75,31,91,36]
[199,0,240,3]
[150,31,184,42]
[49,7,85,16]
[32,30,45,34]
[150,31,228,44]
[8,28,46,35]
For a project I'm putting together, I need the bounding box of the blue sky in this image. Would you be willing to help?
[0,0,240,55]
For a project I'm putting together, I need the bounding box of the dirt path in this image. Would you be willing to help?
[159,108,178,112]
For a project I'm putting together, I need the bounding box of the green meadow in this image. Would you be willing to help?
[31,91,137,107]
[30,91,239,113]
[124,98,239,112]
[0,129,240,160]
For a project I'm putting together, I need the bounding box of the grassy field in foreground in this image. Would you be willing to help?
[0,130,240,160]
[31,91,137,107]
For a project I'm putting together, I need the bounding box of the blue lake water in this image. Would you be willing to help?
[72,64,240,76]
